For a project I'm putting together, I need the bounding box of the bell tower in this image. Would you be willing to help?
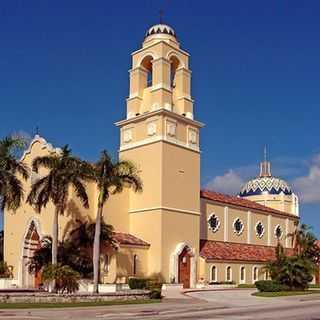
[116,24,203,286]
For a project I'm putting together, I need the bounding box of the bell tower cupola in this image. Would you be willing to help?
[126,23,194,120]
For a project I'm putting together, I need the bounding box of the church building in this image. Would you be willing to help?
[4,23,300,289]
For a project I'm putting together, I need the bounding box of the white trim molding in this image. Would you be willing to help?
[21,135,62,161]
[119,133,200,153]
[285,218,289,247]
[247,211,251,244]
[224,206,229,242]
[267,215,272,246]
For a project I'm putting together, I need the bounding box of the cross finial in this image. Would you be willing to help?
[264,145,267,162]
[159,9,164,24]
[35,126,40,136]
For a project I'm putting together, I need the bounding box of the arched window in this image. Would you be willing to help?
[141,55,153,88]
[226,266,232,282]
[211,266,217,282]
[240,266,245,283]
[253,266,258,283]
[133,254,138,276]
[169,56,180,89]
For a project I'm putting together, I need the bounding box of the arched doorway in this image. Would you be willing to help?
[21,220,41,288]
[178,247,191,288]
[170,243,196,289]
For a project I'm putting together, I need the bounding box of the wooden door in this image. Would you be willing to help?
[178,247,191,288]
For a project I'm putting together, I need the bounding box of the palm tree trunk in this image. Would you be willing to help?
[52,207,59,265]
[93,202,103,294]
[50,207,59,292]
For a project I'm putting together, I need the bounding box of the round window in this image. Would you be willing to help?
[208,214,220,233]
[255,222,265,238]
[233,218,244,235]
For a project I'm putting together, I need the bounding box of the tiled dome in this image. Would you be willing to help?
[145,24,176,38]
[239,156,293,197]
[239,176,292,197]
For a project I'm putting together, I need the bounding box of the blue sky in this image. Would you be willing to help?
[1,1,320,235]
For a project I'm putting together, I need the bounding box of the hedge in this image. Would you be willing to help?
[255,280,289,292]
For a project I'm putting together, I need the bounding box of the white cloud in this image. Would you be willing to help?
[293,154,320,204]
[205,169,244,195]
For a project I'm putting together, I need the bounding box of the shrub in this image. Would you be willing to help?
[255,280,288,292]
[42,264,80,293]
[149,289,162,299]
[128,277,148,290]
[0,261,12,278]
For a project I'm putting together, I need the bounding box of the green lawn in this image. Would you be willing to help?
[252,290,320,298]
[0,299,160,309]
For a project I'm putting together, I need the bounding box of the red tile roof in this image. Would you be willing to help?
[200,240,294,263]
[201,189,298,218]
[113,232,150,247]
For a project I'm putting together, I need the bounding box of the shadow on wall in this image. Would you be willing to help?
[62,200,91,241]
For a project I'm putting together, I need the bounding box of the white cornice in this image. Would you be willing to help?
[21,135,62,161]
[115,108,204,128]
[119,134,200,153]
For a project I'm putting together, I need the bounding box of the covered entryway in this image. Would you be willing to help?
[21,220,42,288]
[170,242,197,288]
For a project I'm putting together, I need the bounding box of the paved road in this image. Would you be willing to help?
[1,290,320,319]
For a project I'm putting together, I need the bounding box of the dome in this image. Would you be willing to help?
[239,157,293,197]
[239,176,292,197]
[145,24,176,38]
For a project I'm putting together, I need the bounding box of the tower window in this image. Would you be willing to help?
[169,56,180,89]
[141,55,153,88]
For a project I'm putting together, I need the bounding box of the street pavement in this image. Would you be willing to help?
[1,289,320,319]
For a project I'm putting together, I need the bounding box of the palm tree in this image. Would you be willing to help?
[287,222,320,262]
[90,151,142,293]
[27,146,90,271]
[0,136,29,211]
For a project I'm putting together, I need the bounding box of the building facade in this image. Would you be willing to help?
[4,23,299,289]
